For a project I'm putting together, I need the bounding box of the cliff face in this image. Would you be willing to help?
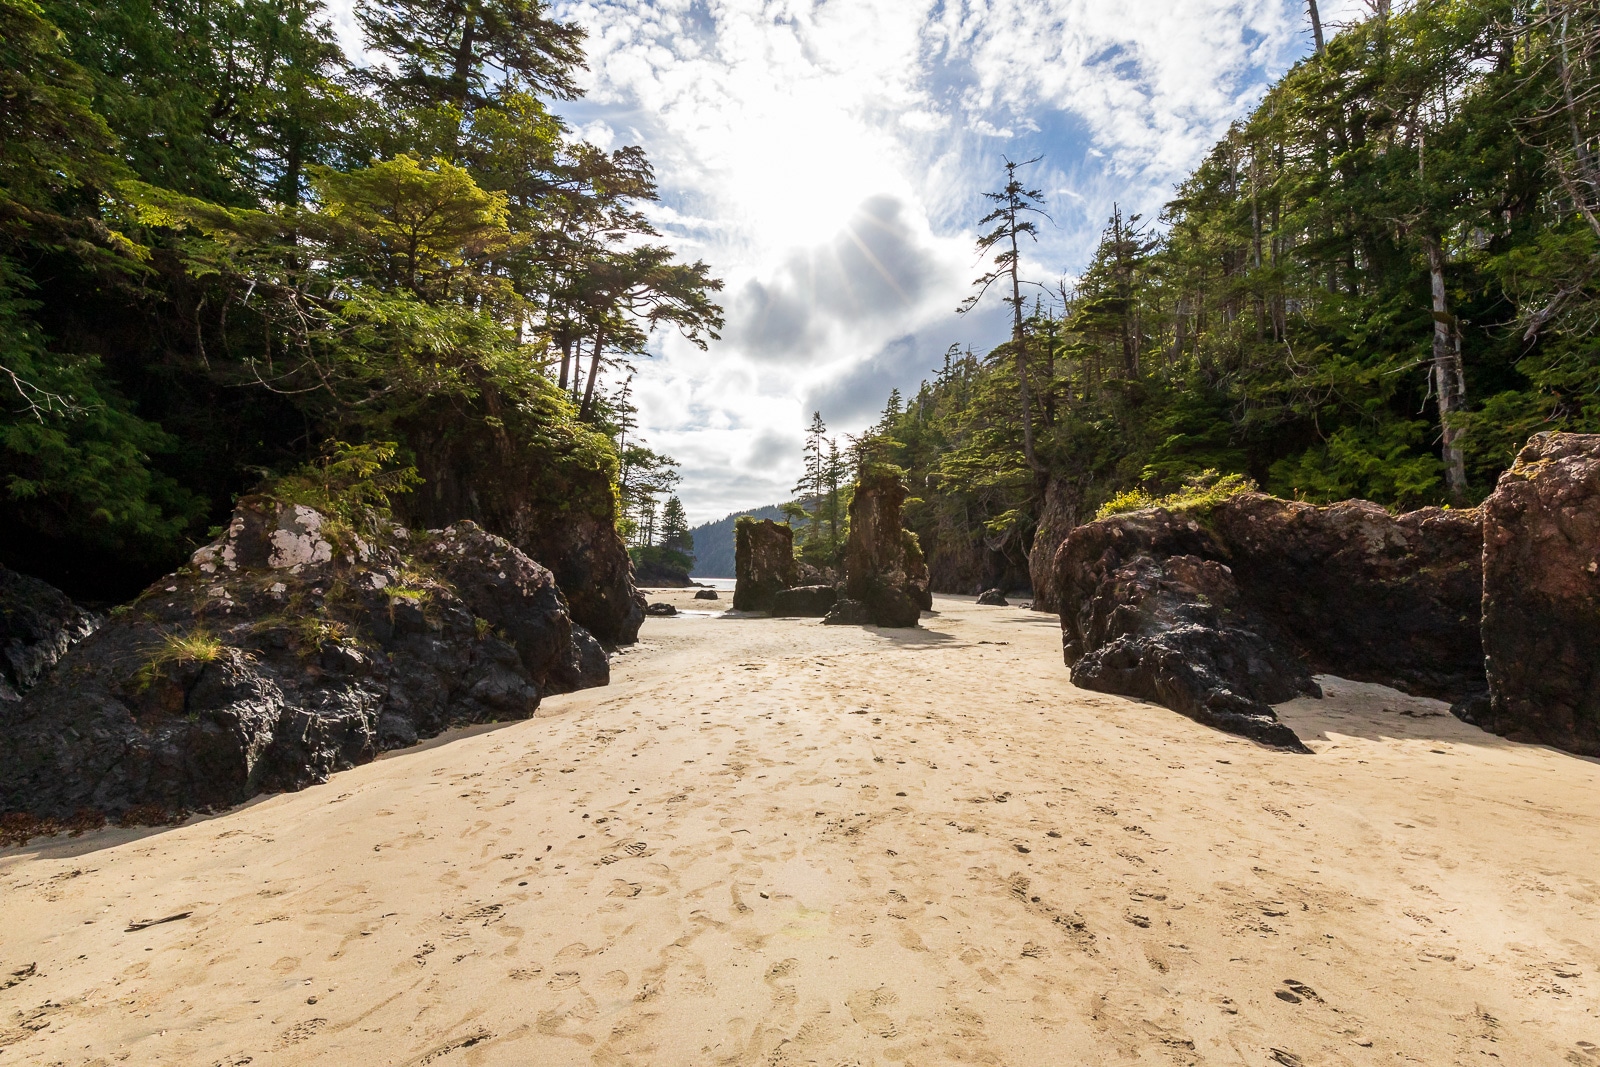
[1056,493,1483,747]
[1474,433,1600,755]
[400,396,645,646]
[0,498,607,822]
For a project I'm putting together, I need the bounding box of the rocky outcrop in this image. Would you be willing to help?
[976,588,1008,606]
[733,519,797,613]
[771,585,838,618]
[843,471,928,627]
[1027,476,1079,614]
[1056,493,1482,748]
[402,405,645,646]
[0,568,99,701]
[693,589,720,601]
[1058,509,1315,749]
[645,602,677,616]
[1207,495,1482,699]
[1473,433,1600,754]
[0,497,607,821]
[632,557,693,587]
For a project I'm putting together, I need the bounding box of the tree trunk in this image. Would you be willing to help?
[451,3,478,107]
[558,335,572,390]
[579,325,606,419]
[1425,236,1469,500]
[1308,0,1325,53]
[1007,223,1040,472]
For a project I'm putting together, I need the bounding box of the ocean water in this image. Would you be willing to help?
[693,577,736,590]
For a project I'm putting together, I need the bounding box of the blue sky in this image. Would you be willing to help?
[331,0,1367,522]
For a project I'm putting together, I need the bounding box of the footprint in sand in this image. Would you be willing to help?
[845,987,900,1038]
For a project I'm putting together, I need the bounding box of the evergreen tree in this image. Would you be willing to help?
[660,496,693,555]
[959,156,1050,473]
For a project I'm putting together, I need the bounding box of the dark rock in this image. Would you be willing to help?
[976,588,1009,606]
[0,567,99,701]
[0,498,607,821]
[796,561,840,587]
[822,598,873,626]
[771,584,838,618]
[693,589,720,601]
[633,557,693,586]
[843,471,929,627]
[1207,494,1482,699]
[1476,432,1600,754]
[733,519,797,612]
[645,602,678,616]
[1027,477,1080,614]
[1064,551,1315,751]
[402,412,645,646]
[1450,690,1491,727]
[1056,493,1484,747]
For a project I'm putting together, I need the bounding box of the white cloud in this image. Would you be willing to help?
[325,0,1361,524]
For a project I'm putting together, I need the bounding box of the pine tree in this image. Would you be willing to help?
[959,156,1050,473]
[795,411,826,545]
[660,496,692,555]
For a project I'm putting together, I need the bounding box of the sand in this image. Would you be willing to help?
[2,593,1598,1066]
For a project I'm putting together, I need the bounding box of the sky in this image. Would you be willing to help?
[330,0,1368,525]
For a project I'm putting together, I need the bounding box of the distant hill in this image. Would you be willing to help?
[688,505,786,577]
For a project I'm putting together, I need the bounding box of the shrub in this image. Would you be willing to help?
[1095,470,1257,520]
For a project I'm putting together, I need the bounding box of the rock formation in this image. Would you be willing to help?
[403,408,645,646]
[771,585,838,618]
[1473,433,1600,754]
[976,588,1009,606]
[693,589,720,601]
[1056,493,1483,748]
[646,602,677,616]
[0,497,607,821]
[0,568,99,702]
[733,519,797,612]
[1027,476,1079,614]
[842,471,929,627]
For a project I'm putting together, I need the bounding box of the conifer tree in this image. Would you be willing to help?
[959,156,1050,473]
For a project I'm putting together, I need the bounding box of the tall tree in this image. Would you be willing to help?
[959,156,1049,473]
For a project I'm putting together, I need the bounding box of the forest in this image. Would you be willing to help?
[0,0,719,601]
[857,0,1599,593]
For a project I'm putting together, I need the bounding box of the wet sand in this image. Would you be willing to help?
[2,593,1598,1065]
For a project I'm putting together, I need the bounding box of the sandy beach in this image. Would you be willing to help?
[2,594,1598,1066]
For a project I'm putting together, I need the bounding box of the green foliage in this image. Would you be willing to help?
[267,440,421,527]
[1096,471,1257,520]
[133,627,225,689]
[865,0,1600,577]
[0,0,721,595]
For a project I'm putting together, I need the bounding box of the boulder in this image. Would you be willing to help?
[0,497,607,822]
[0,567,99,701]
[645,602,678,616]
[771,584,838,618]
[976,588,1009,606]
[1056,493,1481,748]
[1475,433,1600,754]
[843,471,929,627]
[693,589,720,601]
[733,519,797,612]
[822,598,873,626]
